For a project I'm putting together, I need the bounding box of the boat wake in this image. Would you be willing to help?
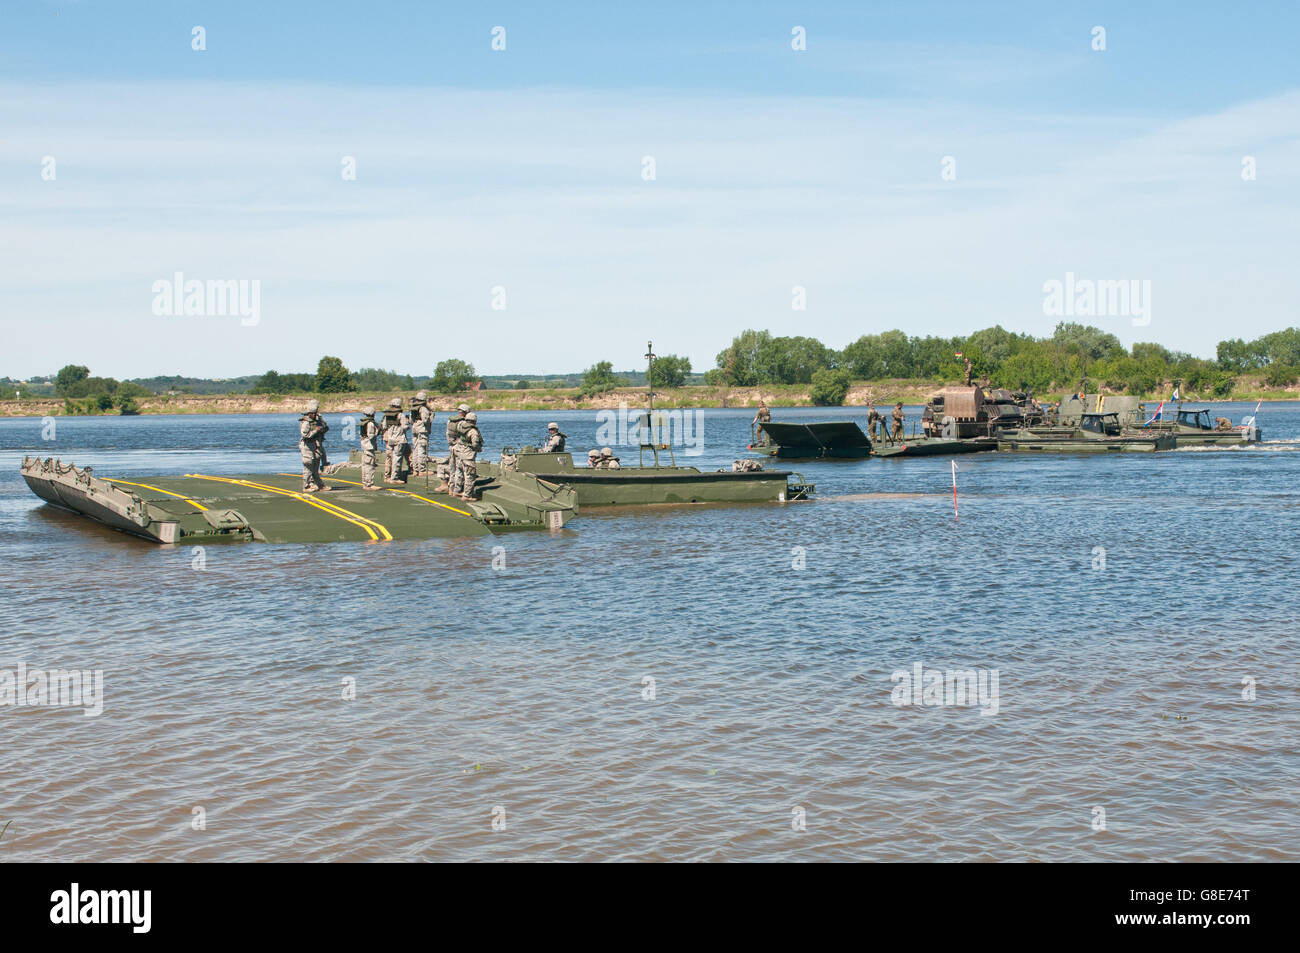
[1174,440,1300,452]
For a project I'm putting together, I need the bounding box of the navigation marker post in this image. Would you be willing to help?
[951,460,959,521]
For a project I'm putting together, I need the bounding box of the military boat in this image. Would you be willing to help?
[750,420,872,459]
[480,343,813,505]
[1142,406,1262,447]
[21,455,576,543]
[996,413,1175,453]
[872,435,998,458]
[481,446,811,506]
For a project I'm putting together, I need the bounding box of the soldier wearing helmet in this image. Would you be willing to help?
[891,402,905,442]
[438,402,472,494]
[454,411,484,500]
[410,390,434,477]
[586,448,603,468]
[382,397,408,483]
[866,403,882,443]
[358,405,381,490]
[542,422,567,453]
[600,447,620,469]
[298,399,329,492]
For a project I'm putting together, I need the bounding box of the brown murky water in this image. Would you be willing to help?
[2,408,1298,860]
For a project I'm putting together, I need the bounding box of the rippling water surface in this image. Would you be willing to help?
[2,404,1298,861]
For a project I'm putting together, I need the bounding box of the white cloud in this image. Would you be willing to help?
[1,82,1296,377]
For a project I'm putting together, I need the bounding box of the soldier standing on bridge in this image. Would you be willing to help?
[382,398,407,484]
[298,399,328,493]
[753,400,772,445]
[358,406,380,490]
[438,403,469,494]
[866,403,883,442]
[410,390,434,477]
[891,402,905,442]
[455,412,484,501]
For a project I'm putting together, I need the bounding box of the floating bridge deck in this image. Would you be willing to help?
[21,457,575,543]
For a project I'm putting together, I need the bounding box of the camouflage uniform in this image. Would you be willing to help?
[382,399,407,483]
[358,408,380,489]
[586,449,603,469]
[542,423,566,452]
[438,404,469,492]
[410,392,434,475]
[600,447,620,469]
[891,404,905,441]
[753,402,772,445]
[455,413,484,500]
[866,406,882,442]
[298,402,328,491]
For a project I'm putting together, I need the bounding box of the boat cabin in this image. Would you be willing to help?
[1176,408,1214,431]
[1079,413,1122,436]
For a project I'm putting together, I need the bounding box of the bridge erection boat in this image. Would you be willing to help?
[20,456,576,543]
[482,447,811,506]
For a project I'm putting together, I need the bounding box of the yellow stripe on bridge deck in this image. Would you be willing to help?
[184,474,393,541]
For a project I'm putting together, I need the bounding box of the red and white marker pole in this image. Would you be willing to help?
[951,460,959,521]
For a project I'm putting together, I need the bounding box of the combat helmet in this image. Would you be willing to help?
[464,412,478,423]
[305,399,319,413]
[362,406,375,416]
[415,390,428,401]
[389,398,402,408]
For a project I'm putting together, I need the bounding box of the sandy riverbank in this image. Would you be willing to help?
[3,379,1296,417]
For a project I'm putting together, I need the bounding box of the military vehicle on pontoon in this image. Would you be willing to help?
[873,383,1044,458]
[996,412,1175,453]
[485,343,814,504]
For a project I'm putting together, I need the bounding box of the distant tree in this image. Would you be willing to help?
[55,364,91,396]
[715,330,771,386]
[1264,364,1298,388]
[514,379,530,390]
[840,335,886,379]
[431,359,476,392]
[578,361,623,397]
[1211,372,1236,398]
[64,376,120,398]
[1051,322,1124,362]
[649,354,691,388]
[353,367,415,391]
[115,381,152,399]
[810,368,852,406]
[315,356,355,393]
[1258,328,1300,366]
[758,335,832,384]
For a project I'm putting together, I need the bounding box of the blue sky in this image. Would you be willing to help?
[2,1,1298,378]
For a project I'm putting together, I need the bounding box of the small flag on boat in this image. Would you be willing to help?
[1145,400,1165,424]
[1172,385,1180,400]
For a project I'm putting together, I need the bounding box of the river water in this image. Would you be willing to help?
[1,404,1297,861]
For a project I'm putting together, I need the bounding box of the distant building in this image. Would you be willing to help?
[465,380,484,391]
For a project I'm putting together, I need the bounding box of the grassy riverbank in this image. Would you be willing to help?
[2,377,1297,417]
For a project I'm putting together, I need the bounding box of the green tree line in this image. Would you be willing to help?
[711,324,1300,397]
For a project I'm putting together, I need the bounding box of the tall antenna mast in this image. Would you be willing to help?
[645,341,655,414]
